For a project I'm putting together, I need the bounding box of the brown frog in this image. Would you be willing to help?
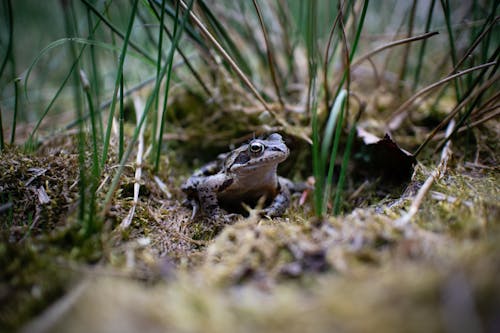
[182,133,292,219]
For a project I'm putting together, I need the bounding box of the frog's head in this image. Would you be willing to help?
[225,133,289,175]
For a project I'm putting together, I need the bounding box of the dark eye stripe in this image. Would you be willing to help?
[233,152,250,165]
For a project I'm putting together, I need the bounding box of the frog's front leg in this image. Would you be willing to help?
[197,174,233,218]
[262,178,291,217]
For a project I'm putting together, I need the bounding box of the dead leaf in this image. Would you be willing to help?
[356,129,417,184]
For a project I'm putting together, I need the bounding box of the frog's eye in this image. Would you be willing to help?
[249,142,264,155]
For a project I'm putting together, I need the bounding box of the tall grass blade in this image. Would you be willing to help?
[0,106,4,151]
[177,0,283,125]
[323,3,343,110]
[24,38,153,96]
[119,75,124,160]
[198,0,252,75]
[87,10,103,139]
[333,107,362,215]
[413,0,436,90]
[150,0,167,165]
[62,1,90,229]
[331,0,369,103]
[79,70,100,178]
[148,0,212,97]
[10,79,19,144]
[252,0,285,108]
[321,90,347,164]
[0,0,13,81]
[103,0,195,212]
[81,0,155,63]
[150,0,205,47]
[397,0,418,88]
[153,0,181,172]
[101,0,140,166]
[154,0,197,172]
[0,0,18,146]
[322,90,347,213]
[480,1,498,64]
[439,0,461,99]
[306,0,324,216]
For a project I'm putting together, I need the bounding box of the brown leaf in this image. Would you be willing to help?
[356,128,417,184]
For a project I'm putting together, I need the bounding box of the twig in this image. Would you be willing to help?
[395,119,455,227]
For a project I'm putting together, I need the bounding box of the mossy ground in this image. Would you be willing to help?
[1,1,498,332]
[1,115,499,332]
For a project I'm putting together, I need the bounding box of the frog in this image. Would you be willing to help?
[182,133,293,219]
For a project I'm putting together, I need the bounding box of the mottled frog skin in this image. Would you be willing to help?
[182,133,292,219]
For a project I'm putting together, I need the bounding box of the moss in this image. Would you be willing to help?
[2,121,499,332]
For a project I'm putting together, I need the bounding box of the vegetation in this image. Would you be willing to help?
[0,0,498,332]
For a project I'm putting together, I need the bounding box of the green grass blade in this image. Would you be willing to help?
[148,0,212,97]
[311,104,322,215]
[150,0,205,47]
[306,0,324,216]
[101,0,140,166]
[480,1,499,64]
[252,0,284,108]
[119,74,124,161]
[322,3,343,111]
[87,10,103,139]
[322,90,347,212]
[0,105,4,151]
[24,34,153,143]
[23,37,154,97]
[103,0,195,211]
[321,89,347,165]
[397,0,418,87]
[333,107,362,215]
[331,0,369,103]
[439,0,461,100]
[413,0,436,90]
[150,0,167,165]
[197,0,252,75]
[79,70,100,180]
[81,0,155,64]
[10,79,19,145]
[154,0,194,172]
[0,0,13,81]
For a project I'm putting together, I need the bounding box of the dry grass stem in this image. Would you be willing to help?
[120,97,146,229]
[388,61,497,131]
[396,120,455,227]
[252,0,285,109]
